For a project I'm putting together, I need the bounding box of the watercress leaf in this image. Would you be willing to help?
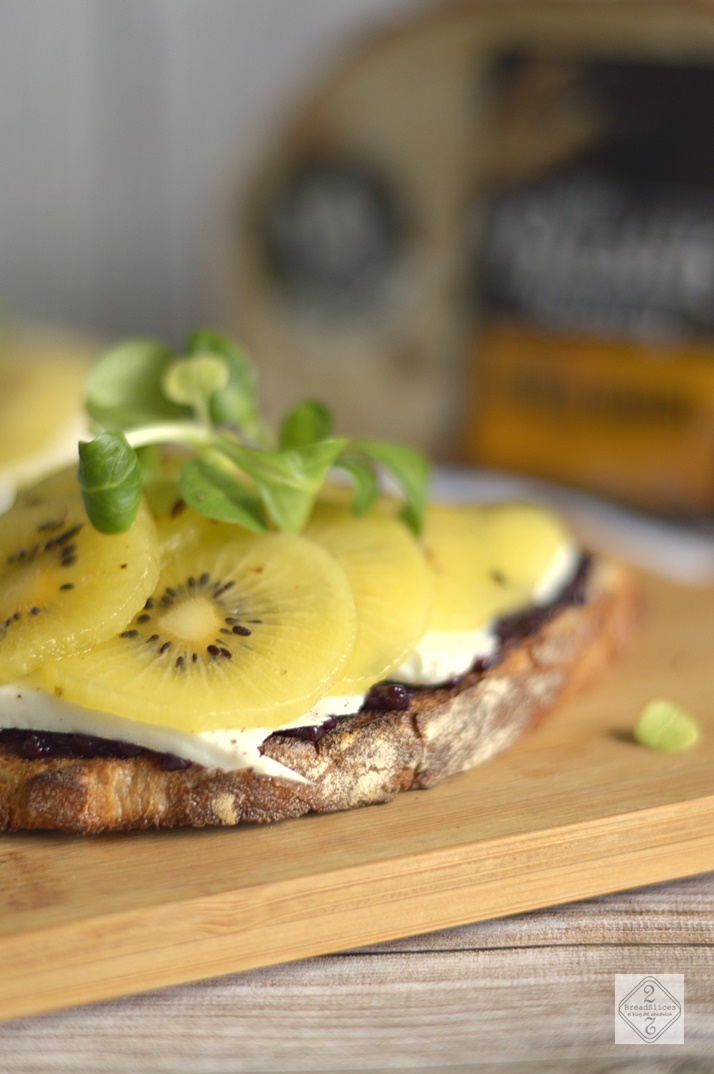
[260,440,351,530]
[186,330,268,444]
[163,354,229,410]
[179,457,267,532]
[332,456,378,515]
[220,438,349,531]
[85,340,188,430]
[351,438,429,534]
[186,329,245,363]
[78,432,142,534]
[279,400,333,449]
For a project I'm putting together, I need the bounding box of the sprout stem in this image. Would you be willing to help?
[125,422,216,452]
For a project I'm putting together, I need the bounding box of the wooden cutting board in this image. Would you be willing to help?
[2,568,714,1022]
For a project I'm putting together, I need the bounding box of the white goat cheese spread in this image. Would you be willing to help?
[0,688,365,783]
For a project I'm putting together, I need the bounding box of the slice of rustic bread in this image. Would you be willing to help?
[0,560,635,834]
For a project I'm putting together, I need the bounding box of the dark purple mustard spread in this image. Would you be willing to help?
[0,554,592,762]
[0,728,191,769]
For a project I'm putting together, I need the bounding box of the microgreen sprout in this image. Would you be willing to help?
[79,332,429,536]
[162,353,230,426]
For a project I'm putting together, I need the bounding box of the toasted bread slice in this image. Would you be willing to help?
[0,559,635,833]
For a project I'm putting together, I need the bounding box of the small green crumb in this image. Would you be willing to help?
[634,699,701,752]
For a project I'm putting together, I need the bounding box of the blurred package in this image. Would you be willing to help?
[226,0,714,517]
[467,47,714,517]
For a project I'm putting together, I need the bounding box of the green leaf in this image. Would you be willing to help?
[332,456,378,515]
[279,400,333,449]
[220,438,349,531]
[78,432,143,534]
[85,340,188,431]
[351,438,429,534]
[179,458,267,532]
[185,330,268,444]
[78,329,430,539]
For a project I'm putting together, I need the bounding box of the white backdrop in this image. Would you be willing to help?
[0,0,428,345]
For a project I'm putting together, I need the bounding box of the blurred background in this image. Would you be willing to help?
[3,0,714,521]
[0,0,426,341]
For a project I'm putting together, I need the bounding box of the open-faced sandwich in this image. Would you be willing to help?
[0,333,635,833]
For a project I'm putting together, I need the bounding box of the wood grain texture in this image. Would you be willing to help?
[0,872,712,1073]
[1,570,713,1024]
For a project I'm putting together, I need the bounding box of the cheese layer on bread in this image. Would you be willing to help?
[0,688,365,782]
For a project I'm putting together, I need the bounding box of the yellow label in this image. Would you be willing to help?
[462,324,714,514]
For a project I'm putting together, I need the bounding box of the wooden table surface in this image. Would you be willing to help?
[5,567,714,1027]
[1,869,712,1073]
[3,475,714,1070]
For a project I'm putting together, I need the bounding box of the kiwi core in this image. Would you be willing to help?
[160,595,222,643]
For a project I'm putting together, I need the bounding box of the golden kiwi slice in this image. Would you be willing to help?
[34,529,357,732]
[0,467,160,678]
[423,501,573,631]
[305,502,432,691]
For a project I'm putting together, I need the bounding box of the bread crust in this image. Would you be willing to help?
[0,560,636,833]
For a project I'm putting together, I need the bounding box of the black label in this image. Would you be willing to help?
[479,54,714,341]
[264,159,401,317]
